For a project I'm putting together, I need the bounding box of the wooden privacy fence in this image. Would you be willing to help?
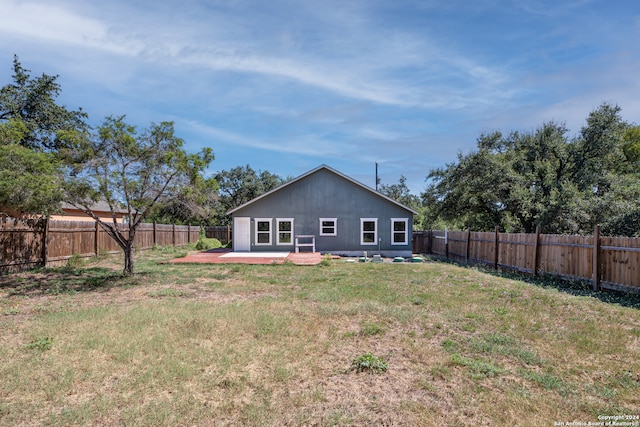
[205,225,232,245]
[413,227,640,294]
[1,217,200,272]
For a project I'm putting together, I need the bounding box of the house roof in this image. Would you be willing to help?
[227,164,419,216]
[61,201,129,215]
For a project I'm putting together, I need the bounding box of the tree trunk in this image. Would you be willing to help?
[123,242,135,276]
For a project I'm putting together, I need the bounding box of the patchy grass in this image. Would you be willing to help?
[0,248,639,426]
[351,352,389,374]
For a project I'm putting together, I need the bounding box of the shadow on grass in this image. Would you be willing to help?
[497,270,640,310]
[0,267,149,297]
[425,255,640,310]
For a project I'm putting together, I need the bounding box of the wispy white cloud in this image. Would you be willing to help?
[0,0,512,110]
[184,120,343,158]
[0,1,144,56]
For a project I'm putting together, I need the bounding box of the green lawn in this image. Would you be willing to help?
[1,248,639,426]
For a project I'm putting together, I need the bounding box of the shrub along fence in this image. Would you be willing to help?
[0,217,200,272]
[413,227,640,295]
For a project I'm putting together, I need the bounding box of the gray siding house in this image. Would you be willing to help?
[227,165,417,257]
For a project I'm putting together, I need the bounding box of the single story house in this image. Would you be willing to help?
[227,165,417,257]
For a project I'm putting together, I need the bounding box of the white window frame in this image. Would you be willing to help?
[391,218,409,245]
[360,218,378,245]
[276,218,294,245]
[319,218,337,236]
[255,218,272,245]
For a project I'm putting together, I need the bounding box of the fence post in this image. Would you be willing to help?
[153,221,157,247]
[444,228,449,259]
[41,217,50,268]
[94,221,99,256]
[592,225,601,291]
[465,228,471,265]
[533,225,541,276]
[172,223,176,247]
[227,225,231,245]
[187,224,191,244]
[494,226,499,270]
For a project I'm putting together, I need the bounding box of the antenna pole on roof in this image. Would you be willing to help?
[375,162,381,191]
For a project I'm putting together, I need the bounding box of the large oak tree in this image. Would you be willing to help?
[0,56,86,216]
[424,103,640,236]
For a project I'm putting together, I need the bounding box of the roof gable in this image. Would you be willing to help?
[227,164,418,215]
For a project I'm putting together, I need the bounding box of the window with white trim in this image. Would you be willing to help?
[277,218,294,245]
[255,218,272,245]
[391,218,409,245]
[360,218,378,245]
[319,218,337,236]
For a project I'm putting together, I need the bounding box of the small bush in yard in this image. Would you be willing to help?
[195,237,222,250]
[351,352,388,374]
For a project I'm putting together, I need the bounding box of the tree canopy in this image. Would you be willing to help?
[378,175,425,227]
[0,56,88,216]
[423,103,640,236]
[64,116,214,274]
[213,165,286,225]
[0,138,63,217]
[0,55,87,152]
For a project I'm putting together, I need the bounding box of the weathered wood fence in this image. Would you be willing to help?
[413,227,640,294]
[1,217,200,272]
[204,225,232,245]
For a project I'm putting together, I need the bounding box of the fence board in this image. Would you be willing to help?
[469,232,495,266]
[134,223,155,250]
[174,225,190,247]
[601,236,640,289]
[154,224,174,247]
[0,217,44,271]
[538,234,593,280]
[205,226,232,245]
[430,230,446,256]
[412,230,430,254]
[499,233,536,274]
[46,220,97,267]
[446,230,468,263]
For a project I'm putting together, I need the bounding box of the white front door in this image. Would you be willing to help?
[234,217,251,251]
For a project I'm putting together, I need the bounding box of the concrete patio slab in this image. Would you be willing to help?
[220,252,289,258]
[168,249,322,266]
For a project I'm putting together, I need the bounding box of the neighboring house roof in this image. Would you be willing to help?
[1,202,129,220]
[227,164,419,216]
[61,201,128,215]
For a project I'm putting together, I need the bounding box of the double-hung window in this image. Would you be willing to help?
[391,218,409,245]
[360,218,378,245]
[276,218,294,245]
[319,218,337,236]
[255,218,272,245]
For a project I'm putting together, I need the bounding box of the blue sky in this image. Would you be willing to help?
[1,0,639,194]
